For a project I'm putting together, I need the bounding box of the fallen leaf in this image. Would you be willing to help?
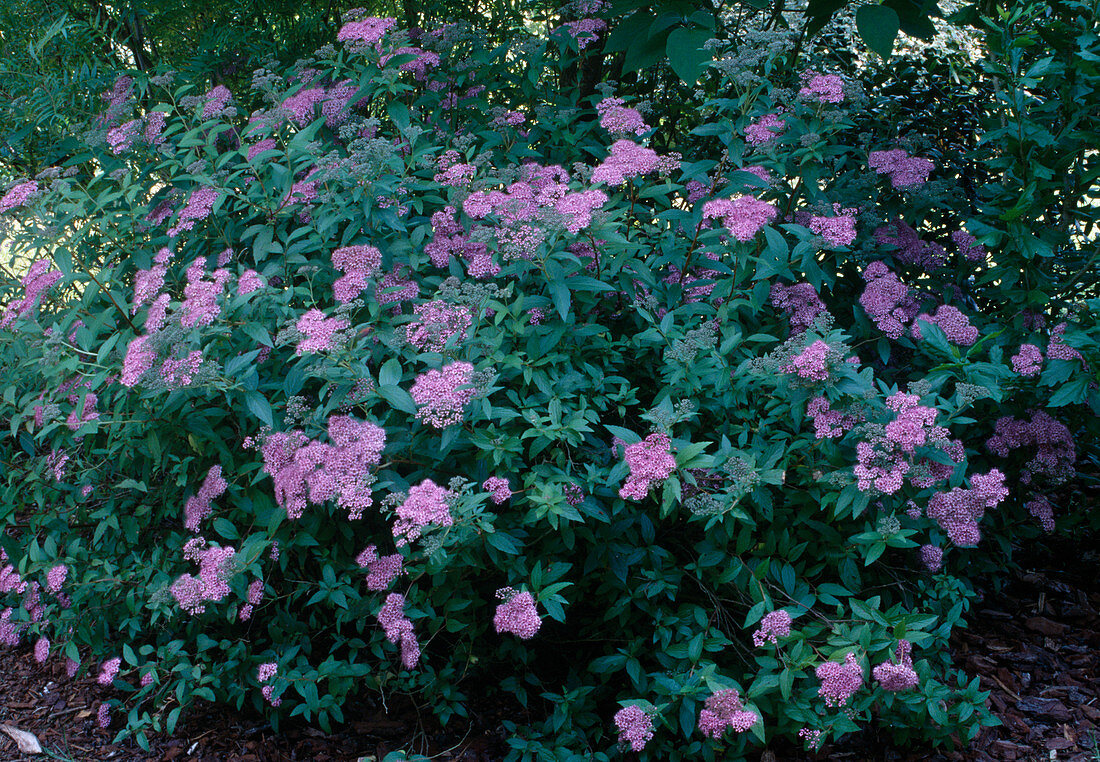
[0,724,43,754]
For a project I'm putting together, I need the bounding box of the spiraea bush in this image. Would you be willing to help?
[0,3,1097,759]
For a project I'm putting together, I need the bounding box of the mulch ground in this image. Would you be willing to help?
[2,536,1098,762]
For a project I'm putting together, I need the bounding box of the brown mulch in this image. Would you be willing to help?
[2,538,1099,761]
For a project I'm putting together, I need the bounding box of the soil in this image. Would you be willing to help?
[2,537,1098,762]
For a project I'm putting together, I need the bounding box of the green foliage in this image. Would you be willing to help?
[0,2,1096,760]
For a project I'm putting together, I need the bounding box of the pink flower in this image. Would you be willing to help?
[0,258,62,328]
[0,180,38,213]
[120,336,157,387]
[614,705,654,752]
[771,282,827,333]
[167,187,219,237]
[46,564,68,593]
[482,476,512,504]
[405,301,472,352]
[698,689,757,737]
[410,361,476,428]
[619,433,676,500]
[493,589,541,639]
[238,269,265,295]
[596,97,649,136]
[869,149,934,188]
[337,17,397,46]
[810,209,857,247]
[1011,344,1043,376]
[34,637,50,663]
[784,340,831,381]
[752,610,792,647]
[800,73,845,103]
[745,113,786,146]
[873,640,919,691]
[592,140,678,186]
[920,544,943,572]
[356,545,405,590]
[816,652,864,707]
[98,657,121,685]
[296,309,349,354]
[911,305,979,345]
[377,593,421,668]
[393,479,453,546]
[559,18,607,49]
[702,196,777,241]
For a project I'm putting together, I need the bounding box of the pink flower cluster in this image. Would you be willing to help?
[482,476,512,504]
[619,433,676,500]
[493,589,541,639]
[806,396,857,439]
[859,261,918,339]
[745,113,786,146]
[296,309,350,354]
[107,119,141,153]
[337,16,397,46]
[260,416,386,521]
[752,609,792,646]
[873,640,918,691]
[377,264,419,306]
[559,18,607,49]
[332,244,382,303]
[911,305,979,345]
[406,300,472,352]
[393,479,453,546]
[816,652,864,707]
[868,149,934,188]
[377,593,420,668]
[1011,344,1043,376]
[874,219,947,270]
[951,229,986,262]
[167,187,219,237]
[1047,321,1082,363]
[799,73,845,103]
[986,411,1075,484]
[0,259,62,329]
[613,705,654,752]
[702,196,778,241]
[238,579,264,621]
[810,207,857,247]
[180,261,230,328]
[926,469,1008,546]
[920,544,944,572]
[770,282,827,333]
[170,540,237,615]
[0,180,38,213]
[46,564,68,593]
[183,465,228,531]
[410,361,476,428]
[784,340,832,381]
[98,657,121,685]
[596,97,649,136]
[119,338,152,387]
[382,47,440,81]
[592,140,679,186]
[356,545,404,590]
[200,85,233,118]
[1026,496,1055,532]
[698,689,757,737]
[257,662,281,706]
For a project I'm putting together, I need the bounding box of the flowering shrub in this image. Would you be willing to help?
[0,3,1097,760]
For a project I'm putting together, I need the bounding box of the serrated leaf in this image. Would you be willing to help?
[244,391,273,428]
